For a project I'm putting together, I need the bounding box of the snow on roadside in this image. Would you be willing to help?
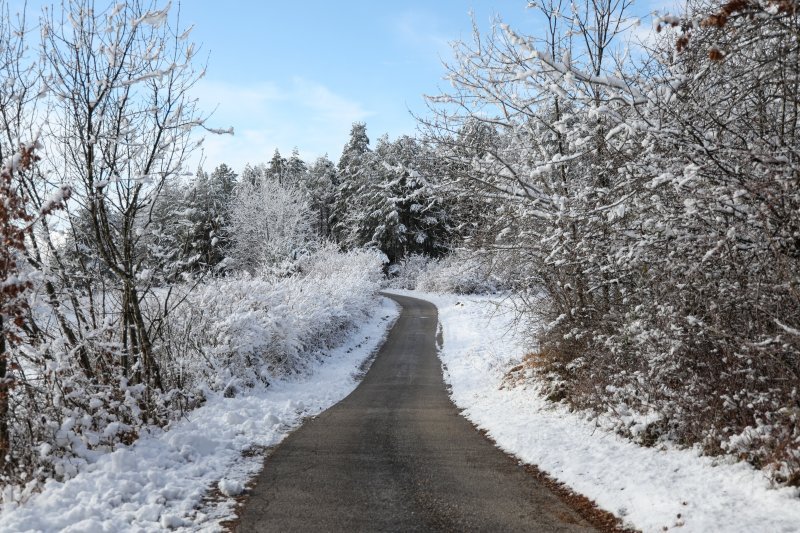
[385,289,800,533]
[0,297,400,533]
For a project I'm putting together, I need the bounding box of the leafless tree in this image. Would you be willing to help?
[38,0,210,399]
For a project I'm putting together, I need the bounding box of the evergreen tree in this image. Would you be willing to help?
[284,147,308,187]
[268,148,287,185]
[332,123,373,247]
[241,162,268,186]
[306,155,338,239]
[366,135,451,262]
[338,122,370,172]
[329,127,452,261]
[183,163,237,270]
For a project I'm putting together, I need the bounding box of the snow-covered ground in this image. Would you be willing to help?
[0,297,399,533]
[385,289,800,533]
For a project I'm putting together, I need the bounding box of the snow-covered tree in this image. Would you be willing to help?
[423,0,800,481]
[331,125,453,261]
[0,0,222,489]
[367,135,451,262]
[306,155,338,239]
[38,0,212,394]
[331,122,374,247]
[268,148,287,185]
[227,178,314,274]
[188,163,236,269]
[241,162,269,186]
[284,147,309,187]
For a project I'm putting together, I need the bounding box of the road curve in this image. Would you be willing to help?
[236,293,595,532]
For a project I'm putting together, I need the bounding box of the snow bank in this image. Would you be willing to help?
[0,297,399,532]
[385,289,800,533]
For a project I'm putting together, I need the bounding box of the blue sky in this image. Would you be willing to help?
[9,0,676,173]
[183,1,544,172]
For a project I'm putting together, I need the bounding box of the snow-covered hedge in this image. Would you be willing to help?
[416,253,497,294]
[387,254,432,290]
[159,245,387,396]
[389,251,510,294]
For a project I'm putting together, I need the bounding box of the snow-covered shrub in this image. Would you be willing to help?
[425,0,800,485]
[415,251,504,294]
[388,249,527,294]
[1,321,162,505]
[386,254,432,289]
[1,145,163,502]
[0,244,385,504]
[158,245,386,396]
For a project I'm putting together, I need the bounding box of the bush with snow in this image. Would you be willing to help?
[416,253,490,294]
[388,249,528,295]
[423,0,800,484]
[386,254,432,290]
[0,244,385,505]
[157,245,387,396]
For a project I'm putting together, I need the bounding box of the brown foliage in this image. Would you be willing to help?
[678,0,796,58]
[0,143,70,471]
[0,145,36,335]
[0,144,37,467]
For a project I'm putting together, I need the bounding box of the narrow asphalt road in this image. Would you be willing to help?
[237,293,595,532]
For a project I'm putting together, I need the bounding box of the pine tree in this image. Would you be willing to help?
[284,147,308,187]
[306,155,338,239]
[367,135,451,262]
[332,123,373,247]
[182,163,237,270]
[268,148,287,185]
[241,163,268,186]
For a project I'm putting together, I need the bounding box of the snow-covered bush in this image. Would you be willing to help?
[0,244,385,504]
[2,0,217,501]
[415,251,506,294]
[158,245,386,396]
[386,254,432,289]
[387,250,520,294]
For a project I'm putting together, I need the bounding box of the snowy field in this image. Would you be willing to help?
[385,289,800,533]
[0,297,399,533]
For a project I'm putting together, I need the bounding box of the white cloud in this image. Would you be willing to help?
[187,78,373,173]
[393,9,451,58]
